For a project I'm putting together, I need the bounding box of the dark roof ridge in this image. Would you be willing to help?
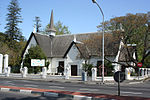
[55,32,100,37]
[33,31,112,38]
[34,33,50,37]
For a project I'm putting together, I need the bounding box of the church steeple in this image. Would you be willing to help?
[46,10,56,36]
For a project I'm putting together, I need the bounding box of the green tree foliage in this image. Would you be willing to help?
[33,16,42,32]
[82,63,94,76]
[54,21,71,35]
[5,0,23,41]
[45,21,71,35]
[98,13,150,68]
[0,32,26,73]
[23,45,48,74]
[104,60,114,76]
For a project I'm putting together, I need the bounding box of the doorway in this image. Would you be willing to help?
[58,61,64,75]
[71,65,77,76]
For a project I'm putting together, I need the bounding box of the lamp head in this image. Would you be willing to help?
[92,0,97,3]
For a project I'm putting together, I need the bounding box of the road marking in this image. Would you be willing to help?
[24,84,38,87]
[49,86,64,89]
[79,88,99,92]
[121,91,143,95]
[79,88,89,91]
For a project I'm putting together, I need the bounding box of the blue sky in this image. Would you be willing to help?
[0,0,150,39]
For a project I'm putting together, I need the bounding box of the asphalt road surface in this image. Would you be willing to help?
[0,77,150,98]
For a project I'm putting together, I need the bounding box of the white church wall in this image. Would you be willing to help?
[23,36,37,58]
[50,58,65,74]
[66,44,84,76]
[21,36,37,68]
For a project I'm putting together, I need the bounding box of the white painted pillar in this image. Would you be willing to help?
[22,67,28,78]
[5,66,11,77]
[141,68,145,77]
[0,54,3,73]
[125,68,131,80]
[92,68,97,81]
[4,54,9,73]
[145,68,148,77]
[41,67,47,79]
[148,69,150,77]
[65,65,70,79]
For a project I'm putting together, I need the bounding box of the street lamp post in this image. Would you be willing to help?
[92,0,105,83]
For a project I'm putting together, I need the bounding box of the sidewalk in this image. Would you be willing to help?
[0,85,150,100]
[0,73,145,85]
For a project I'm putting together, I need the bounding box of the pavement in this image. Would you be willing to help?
[0,85,150,100]
[0,74,150,100]
[0,73,146,85]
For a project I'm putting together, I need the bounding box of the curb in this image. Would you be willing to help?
[0,85,150,100]
[0,86,110,100]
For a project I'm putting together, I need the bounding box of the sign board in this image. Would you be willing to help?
[114,71,125,83]
[31,59,45,67]
[137,62,142,67]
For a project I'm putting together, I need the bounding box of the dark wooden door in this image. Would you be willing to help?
[71,65,77,76]
[58,61,64,73]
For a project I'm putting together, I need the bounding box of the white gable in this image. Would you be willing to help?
[67,44,80,62]
[23,35,37,59]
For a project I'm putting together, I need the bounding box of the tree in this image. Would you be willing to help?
[98,13,150,68]
[82,63,94,76]
[45,21,71,35]
[33,16,41,32]
[0,32,26,73]
[5,0,22,41]
[23,45,48,74]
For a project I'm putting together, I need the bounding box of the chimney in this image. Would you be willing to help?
[46,10,56,37]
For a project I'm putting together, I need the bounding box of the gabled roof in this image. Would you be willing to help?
[118,45,136,62]
[23,32,121,59]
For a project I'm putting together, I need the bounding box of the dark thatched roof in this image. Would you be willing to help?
[31,32,121,59]
[118,45,136,62]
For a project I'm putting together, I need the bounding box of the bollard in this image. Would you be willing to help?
[22,67,28,78]
[0,54,3,73]
[145,68,148,77]
[141,68,144,77]
[5,67,11,77]
[148,69,150,77]
[125,68,131,80]
[4,54,9,73]
[65,67,70,80]
[92,68,97,81]
[41,67,47,79]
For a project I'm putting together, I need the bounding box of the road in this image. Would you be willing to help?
[0,91,72,100]
[0,77,150,98]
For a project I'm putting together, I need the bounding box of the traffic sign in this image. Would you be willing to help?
[114,71,125,83]
[114,71,125,96]
[137,62,142,67]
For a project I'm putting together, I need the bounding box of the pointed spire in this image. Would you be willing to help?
[47,10,56,35]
